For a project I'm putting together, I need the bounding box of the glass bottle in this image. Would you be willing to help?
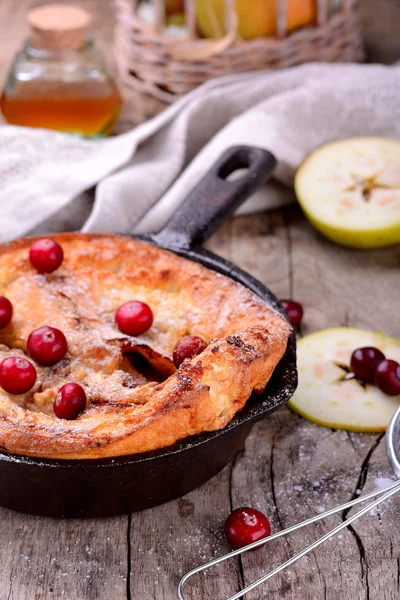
[1,4,121,138]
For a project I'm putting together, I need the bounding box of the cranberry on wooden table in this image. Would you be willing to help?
[173,335,208,368]
[54,382,87,420]
[0,296,13,329]
[0,357,37,394]
[29,238,64,273]
[27,326,68,366]
[280,299,303,327]
[350,346,385,383]
[375,360,400,396]
[115,301,153,336]
[224,507,271,550]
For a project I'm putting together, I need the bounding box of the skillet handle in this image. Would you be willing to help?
[151,146,276,250]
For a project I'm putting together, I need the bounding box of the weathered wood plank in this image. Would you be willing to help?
[129,467,240,600]
[206,212,291,299]
[238,414,400,600]
[286,206,400,339]
[203,209,400,600]
[0,508,128,600]
[285,206,400,599]
[0,2,398,600]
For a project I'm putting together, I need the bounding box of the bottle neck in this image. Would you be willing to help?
[24,38,93,62]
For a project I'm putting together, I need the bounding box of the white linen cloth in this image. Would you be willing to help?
[1,62,400,243]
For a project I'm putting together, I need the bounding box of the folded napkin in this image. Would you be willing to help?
[1,62,400,243]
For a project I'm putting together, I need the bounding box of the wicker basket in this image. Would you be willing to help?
[114,0,364,121]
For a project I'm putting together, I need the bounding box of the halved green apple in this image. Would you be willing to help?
[289,328,400,432]
[295,138,400,249]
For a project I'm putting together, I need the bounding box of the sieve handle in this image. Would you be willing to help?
[178,480,400,600]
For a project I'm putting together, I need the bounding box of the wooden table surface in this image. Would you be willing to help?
[0,2,400,599]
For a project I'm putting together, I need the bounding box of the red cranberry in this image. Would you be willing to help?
[0,297,13,329]
[173,335,208,367]
[29,238,64,273]
[280,299,303,327]
[224,507,271,550]
[0,357,37,394]
[115,301,153,336]
[350,347,385,383]
[375,360,400,396]
[54,382,86,420]
[27,326,68,366]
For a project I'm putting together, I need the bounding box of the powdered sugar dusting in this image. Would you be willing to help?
[0,235,290,457]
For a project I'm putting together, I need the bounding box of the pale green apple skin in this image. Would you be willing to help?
[288,328,400,433]
[289,401,388,433]
[295,138,400,250]
[296,198,400,249]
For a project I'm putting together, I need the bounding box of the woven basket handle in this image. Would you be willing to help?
[168,0,237,60]
[151,146,276,250]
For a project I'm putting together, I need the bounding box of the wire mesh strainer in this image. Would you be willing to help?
[178,407,400,600]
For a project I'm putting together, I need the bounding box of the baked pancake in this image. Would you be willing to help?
[0,234,291,459]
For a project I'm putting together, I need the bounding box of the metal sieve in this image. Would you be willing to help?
[179,407,400,600]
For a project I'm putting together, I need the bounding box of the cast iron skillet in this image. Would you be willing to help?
[0,146,297,518]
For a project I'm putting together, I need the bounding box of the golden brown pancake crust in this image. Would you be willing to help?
[0,234,291,459]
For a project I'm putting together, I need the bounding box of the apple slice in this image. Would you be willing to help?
[288,328,400,432]
[295,137,400,249]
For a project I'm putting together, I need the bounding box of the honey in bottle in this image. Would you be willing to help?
[1,4,121,137]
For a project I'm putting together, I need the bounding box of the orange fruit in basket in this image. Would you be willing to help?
[196,0,316,40]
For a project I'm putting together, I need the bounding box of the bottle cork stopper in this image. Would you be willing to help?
[28,4,91,51]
